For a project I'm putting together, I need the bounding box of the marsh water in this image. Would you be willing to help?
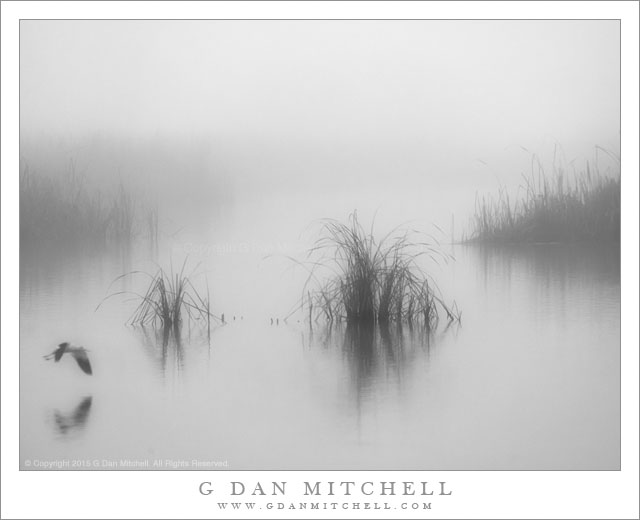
[17,19,622,475]
[20,201,620,470]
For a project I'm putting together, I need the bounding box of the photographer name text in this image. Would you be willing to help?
[199,480,452,497]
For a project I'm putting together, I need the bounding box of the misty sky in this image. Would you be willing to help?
[20,20,619,142]
[19,20,620,225]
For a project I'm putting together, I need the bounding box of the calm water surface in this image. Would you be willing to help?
[20,225,620,470]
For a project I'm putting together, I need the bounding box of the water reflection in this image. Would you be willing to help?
[465,243,620,326]
[308,322,448,405]
[20,237,619,469]
[343,323,376,398]
[51,395,93,437]
[138,325,185,375]
[470,243,620,288]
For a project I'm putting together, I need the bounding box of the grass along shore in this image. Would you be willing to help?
[466,150,620,244]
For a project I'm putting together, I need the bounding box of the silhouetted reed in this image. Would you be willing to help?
[97,260,220,340]
[297,213,460,329]
[467,148,620,244]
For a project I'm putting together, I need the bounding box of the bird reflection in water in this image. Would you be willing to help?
[52,395,93,437]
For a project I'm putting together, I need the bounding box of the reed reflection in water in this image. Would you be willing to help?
[304,321,450,422]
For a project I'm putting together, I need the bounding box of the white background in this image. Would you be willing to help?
[2,2,638,519]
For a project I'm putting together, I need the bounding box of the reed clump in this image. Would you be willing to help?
[467,148,620,244]
[298,213,460,329]
[98,260,220,340]
[20,160,156,250]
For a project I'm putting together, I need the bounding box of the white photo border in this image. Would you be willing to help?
[2,2,638,519]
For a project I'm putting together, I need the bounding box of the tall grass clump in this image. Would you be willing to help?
[297,213,460,329]
[467,147,620,244]
[97,260,220,341]
[20,160,157,251]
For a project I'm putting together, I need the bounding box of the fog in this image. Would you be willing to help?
[19,20,622,472]
[20,20,620,228]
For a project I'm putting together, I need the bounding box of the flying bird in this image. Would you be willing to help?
[44,342,92,375]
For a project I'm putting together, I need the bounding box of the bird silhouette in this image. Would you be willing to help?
[44,342,92,375]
